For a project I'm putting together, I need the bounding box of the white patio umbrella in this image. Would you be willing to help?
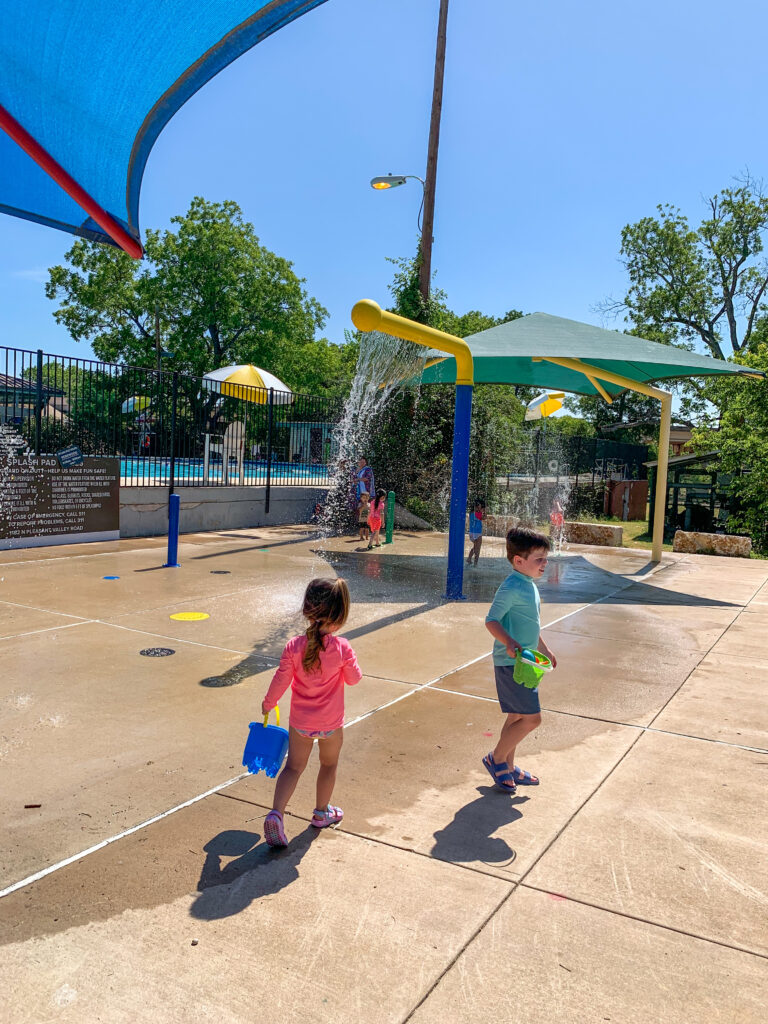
[524,390,565,421]
[202,365,293,405]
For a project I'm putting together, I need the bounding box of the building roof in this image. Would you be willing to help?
[644,450,720,469]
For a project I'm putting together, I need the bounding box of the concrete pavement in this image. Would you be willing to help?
[1,527,766,1022]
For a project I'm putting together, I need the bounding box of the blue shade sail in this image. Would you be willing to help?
[0,1,329,255]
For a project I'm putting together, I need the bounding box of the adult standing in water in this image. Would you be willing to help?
[352,456,375,536]
[355,457,375,502]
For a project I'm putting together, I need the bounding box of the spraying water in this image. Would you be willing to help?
[493,431,573,555]
[319,330,427,536]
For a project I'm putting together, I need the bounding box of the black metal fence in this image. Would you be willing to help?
[0,345,343,491]
[499,432,649,519]
[506,433,648,487]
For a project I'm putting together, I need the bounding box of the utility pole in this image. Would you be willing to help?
[418,0,450,307]
[155,304,162,373]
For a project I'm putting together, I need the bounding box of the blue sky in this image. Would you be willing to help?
[2,0,768,362]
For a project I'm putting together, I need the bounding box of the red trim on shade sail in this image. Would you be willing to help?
[0,103,143,259]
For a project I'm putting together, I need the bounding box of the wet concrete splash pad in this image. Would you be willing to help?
[1,525,766,1022]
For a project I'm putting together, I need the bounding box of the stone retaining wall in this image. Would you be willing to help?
[672,530,752,557]
[466,514,623,547]
[563,521,623,547]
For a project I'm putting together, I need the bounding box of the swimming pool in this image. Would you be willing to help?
[120,456,330,486]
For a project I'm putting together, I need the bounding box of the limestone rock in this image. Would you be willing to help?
[563,521,623,547]
[672,531,751,557]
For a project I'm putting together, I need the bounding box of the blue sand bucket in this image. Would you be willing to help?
[242,707,289,777]
[513,648,553,689]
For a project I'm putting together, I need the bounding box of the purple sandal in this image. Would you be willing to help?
[482,752,517,793]
[264,810,288,847]
[311,804,343,828]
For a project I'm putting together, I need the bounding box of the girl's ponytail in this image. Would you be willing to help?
[303,620,324,673]
[301,577,351,672]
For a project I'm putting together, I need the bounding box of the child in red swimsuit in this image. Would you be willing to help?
[367,489,386,549]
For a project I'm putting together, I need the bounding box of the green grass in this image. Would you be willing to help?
[611,518,670,551]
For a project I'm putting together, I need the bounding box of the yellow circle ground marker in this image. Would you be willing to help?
[170,611,210,621]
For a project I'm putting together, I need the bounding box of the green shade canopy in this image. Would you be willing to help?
[419,313,763,395]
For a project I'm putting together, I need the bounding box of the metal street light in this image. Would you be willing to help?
[370,174,422,191]
[370,173,426,235]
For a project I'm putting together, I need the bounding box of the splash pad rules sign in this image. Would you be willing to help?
[0,455,120,549]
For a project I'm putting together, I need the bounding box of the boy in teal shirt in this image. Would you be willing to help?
[483,526,557,793]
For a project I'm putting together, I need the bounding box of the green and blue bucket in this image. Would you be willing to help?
[513,648,553,689]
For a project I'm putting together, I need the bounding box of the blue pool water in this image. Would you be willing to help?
[120,457,328,485]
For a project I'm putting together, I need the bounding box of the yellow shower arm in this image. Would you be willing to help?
[351,299,473,386]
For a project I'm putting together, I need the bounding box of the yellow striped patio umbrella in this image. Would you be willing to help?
[524,390,565,421]
[202,365,293,405]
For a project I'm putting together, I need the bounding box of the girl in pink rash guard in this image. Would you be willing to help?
[261,577,362,847]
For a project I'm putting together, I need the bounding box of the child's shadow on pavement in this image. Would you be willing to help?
[431,787,528,867]
[190,826,319,921]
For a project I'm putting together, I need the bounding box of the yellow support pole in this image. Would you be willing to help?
[351,299,473,385]
[534,355,671,562]
[583,373,614,404]
[654,393,673,563]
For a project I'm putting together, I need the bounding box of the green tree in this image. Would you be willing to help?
[605,181,768,359]
[693,337,768,552]
[20,362,124,455]
[45,197,353,396]
[541,415,596,439]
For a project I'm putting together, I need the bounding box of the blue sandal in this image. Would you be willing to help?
[482,752,517,793]
[512,765,540,785]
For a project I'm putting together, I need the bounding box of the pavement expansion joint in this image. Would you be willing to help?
[0,772,249,900]
[0,552,684,902]
[0,597,90,621]
[544,624,714,653]
[89,619,269,659]
[211,786,518,882]
[353,672,420,685]
[331,823,520,883]
[425,688,767,753]
[1,619,95,641]
[0,649,492,900]
[643,614,747,731]
[400,881,520,1024]
[496,608,747,897]
[101,582,275,620]
[519,882,768,961]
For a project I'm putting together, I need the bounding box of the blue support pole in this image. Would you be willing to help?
[164,493,181,568]
[445,383,473,600]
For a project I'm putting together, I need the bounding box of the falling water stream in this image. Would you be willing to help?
[318,330,427,537]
